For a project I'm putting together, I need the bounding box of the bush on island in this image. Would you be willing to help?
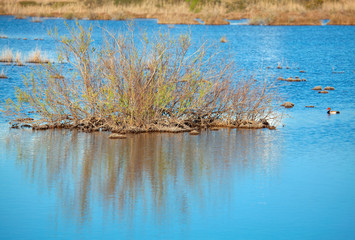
[1,21,282,133]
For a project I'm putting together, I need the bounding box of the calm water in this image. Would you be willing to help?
[0,16,355,239]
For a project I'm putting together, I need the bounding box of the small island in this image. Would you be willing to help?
[2,22,281,134]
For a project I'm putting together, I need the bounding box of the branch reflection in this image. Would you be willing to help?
[4,128,281,225]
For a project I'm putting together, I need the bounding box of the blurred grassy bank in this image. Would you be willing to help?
[0,0,354,25]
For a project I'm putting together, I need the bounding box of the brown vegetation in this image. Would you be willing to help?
[0,69,8,79]
[0,48,48,65]
[2,22,282,133]
[0,47,13,63]
[26,48,49,63]
[220,36,228,43]
[15,51,24,66]
[0,0,354,25]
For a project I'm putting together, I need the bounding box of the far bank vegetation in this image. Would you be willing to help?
[0,0,354,25]
[2,22,281,133]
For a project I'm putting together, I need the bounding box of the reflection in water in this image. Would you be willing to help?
[3,128,281,225]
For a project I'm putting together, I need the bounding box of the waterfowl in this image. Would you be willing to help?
[327,107,340,114]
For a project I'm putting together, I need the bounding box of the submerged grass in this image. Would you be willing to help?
[2,21,281,133]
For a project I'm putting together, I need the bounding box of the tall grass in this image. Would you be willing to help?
[2,22,280,132]
[15,51,24,66]
[1,0,354,25]
[0,69,7,79]
[0,48,13,63]
[27,48,49,63]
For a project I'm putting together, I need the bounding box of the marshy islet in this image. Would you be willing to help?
[1,22,282,135]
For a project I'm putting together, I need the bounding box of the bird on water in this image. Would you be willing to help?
[327,107,340,114]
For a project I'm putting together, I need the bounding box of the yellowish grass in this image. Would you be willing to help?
[0,0,354,25]
[27,48,49,64]
[0,48,13,63]
[0,69,7,78]
[15,51,24,66]
[220,36,228,43]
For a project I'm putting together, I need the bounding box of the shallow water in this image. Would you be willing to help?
[0,16,355,239]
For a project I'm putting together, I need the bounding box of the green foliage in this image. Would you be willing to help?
[303,0,324,9]
[185,0,221,12]
[225,0,247,12]
[18,1,39,7]
[47,2,75,8]
[114,0,143,5]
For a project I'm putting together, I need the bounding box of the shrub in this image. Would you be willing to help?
[2,21,281,132]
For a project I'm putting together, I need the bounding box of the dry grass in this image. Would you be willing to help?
[15,51,24,66]
[157,14,200,25]
[0,47,13,63]
[0,0,354,25]
[220,36,228,43]
[0,69,7,79]
[26,48,49,64]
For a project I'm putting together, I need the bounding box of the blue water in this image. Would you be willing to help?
[0,16,355,239]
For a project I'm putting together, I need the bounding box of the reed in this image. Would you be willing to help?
[15,51,24,66]
[0,69,7,79]
[220,36,228,43]
[26,48,49,63]
[1,0,354,25]
[0,48,13,63]
[2,21,281,132]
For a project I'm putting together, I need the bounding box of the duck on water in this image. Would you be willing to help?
[327,107,340,114]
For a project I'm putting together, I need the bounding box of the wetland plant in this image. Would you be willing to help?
[15,51,24,66]
[2,22,281,133]
[0,69,7,79]
[26,48,49,64]
[0,48,13,63]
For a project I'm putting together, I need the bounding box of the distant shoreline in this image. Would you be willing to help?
[0,0,354,26]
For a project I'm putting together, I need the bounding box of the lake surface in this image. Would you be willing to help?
[0,16,355,239]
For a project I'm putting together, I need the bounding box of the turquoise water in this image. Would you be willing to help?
[0,16,355,239]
